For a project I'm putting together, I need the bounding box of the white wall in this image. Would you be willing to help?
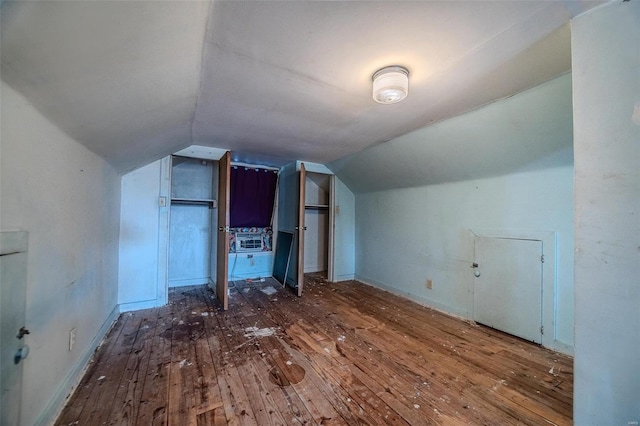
[304,174,329,273]
[169,204,211,286]
[336,75,576,353]
[169,158,215,287]
[572,2,640,424]
[0,82,121,425]
[118,160,167,310]
[228,252,273,281]
[329,75,574,193]
[333,178,355,281]
[304,209,328,273]
[355,165,574,351]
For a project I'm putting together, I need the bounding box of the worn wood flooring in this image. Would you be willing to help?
[55,274,573,425]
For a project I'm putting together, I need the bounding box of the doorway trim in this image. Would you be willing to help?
[157,155,172,307]
[469,229,566,353]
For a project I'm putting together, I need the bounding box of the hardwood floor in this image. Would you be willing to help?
[55,274,573,425]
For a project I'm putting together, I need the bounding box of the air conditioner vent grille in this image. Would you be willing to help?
[235,232,264,252]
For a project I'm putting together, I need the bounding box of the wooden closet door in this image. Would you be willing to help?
[216,152,230,310]
[296,163,306,296]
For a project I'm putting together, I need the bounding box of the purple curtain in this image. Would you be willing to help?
[230,167,278,228]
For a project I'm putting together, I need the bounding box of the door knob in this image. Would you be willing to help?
[17,327,30,339]
[471,263,480,277]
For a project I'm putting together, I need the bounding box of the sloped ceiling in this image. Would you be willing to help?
[329,73,575,193]
[1,1,603,174]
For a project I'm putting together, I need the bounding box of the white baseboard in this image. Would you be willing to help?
[36,304,120,425]
[333,273,354,282]
[354,274,574,356]
[550,339,574,356]
[119,298,161,312]
[354,274,468,319]
[168,277,209,287]
[303,265,327,273]
[228,271,272,281]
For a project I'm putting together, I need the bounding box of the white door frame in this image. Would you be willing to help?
[470,229,563,352]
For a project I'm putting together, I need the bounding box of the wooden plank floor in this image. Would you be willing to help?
[55,274,573,425]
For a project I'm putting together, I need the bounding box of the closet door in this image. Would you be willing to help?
[1,231,28,426]
[216,151,230,310]
[296,163,306,296]
[473,236,543,343]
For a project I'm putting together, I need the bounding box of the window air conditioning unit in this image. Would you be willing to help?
[235,232,264,252]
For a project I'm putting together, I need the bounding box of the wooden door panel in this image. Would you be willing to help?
[216,152,230,310]
[296,163,306,296]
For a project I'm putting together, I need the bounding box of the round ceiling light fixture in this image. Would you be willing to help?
[372,65,409,104]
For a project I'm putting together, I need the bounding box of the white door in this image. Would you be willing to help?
[473,236,543,343]
[1,231,29,425]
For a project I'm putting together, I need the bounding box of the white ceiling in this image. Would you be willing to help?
[1,1,603,173]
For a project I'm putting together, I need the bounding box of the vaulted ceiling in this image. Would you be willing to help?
[1,1,603,173]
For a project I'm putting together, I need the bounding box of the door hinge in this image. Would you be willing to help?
[540,325,544,335]
[541,254,545,263]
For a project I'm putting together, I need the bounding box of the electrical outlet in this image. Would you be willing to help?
[426,279,433,290]
[69,328,76,351]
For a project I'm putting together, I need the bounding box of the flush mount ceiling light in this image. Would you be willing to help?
[372,66,409,104]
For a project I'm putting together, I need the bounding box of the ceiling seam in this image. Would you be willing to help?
[206,39,348,95]
[191,0,215,149]
[436,3,563,80]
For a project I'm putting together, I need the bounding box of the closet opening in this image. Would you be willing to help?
[276,162,335,296]
[165,156,336,305]
[168,156,218,288]
[303,172,333,281]
[228,164,279,284]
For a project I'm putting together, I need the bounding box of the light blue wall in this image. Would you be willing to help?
[169,158,216,287]
[333,178,355,281]
[118,159,167,310]
[332,74,576,353]
[355,166,574,351]
[169,204,212,286]
[572,2,640,423]
[228,252,273,281]
[1,82,121,425]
